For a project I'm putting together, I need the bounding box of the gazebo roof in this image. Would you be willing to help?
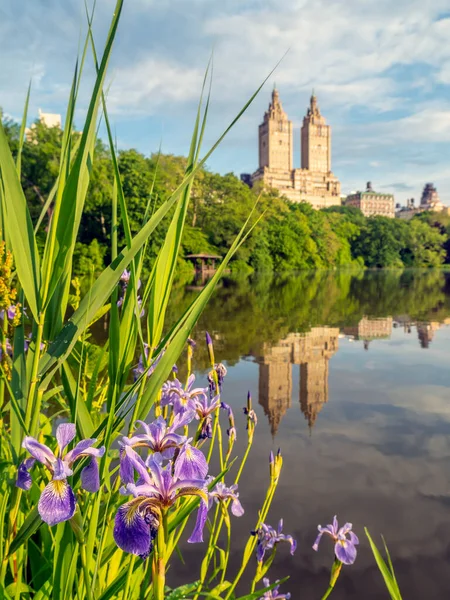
[185,253,221,260]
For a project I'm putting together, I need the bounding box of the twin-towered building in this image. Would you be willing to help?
[249,88,341,209]
[245,88,445,219]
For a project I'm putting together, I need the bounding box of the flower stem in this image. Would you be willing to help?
[321,585,335,600]
[153,511,168,600]
[80,543,93,600]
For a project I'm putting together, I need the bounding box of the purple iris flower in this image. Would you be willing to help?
[243,406,258,427]
[221,401,236,440]
[313,515,359,565]
[121,413,190,460]
[132,346,164,381]
[259,578,291,600]
[207,363,227,396]
[253,519,297,562]
[120,270,131,284]
[114,450,209,558]
[16,423,105,526]
[208,480,244,517]
[161,374,208,416]
[192,393,220,440]
[0,305,20,322]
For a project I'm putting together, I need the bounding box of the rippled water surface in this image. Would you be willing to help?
[167,270,450,598]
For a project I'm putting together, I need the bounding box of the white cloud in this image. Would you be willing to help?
[107,57,204,116]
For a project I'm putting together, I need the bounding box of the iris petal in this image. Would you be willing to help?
[56,423,76,453]
[231,497,244,517]
[113,500,157,558]
[38,480,76,526]
[16,458,36,490]
[187,500,208,543]
[64,439,98,463]
[174,444,208,480]
[335,540,357,565]
[81,458,100,492]
[22,437,56,467]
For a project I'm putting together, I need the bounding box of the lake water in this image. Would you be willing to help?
[170,270,450,598]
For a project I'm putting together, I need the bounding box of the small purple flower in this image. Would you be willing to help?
[161,374,208,416]
[194,394,221,419]
[208,480,244,517]
[16,423,105,526]
[259,578,291,600]
[0,338,13,360]
[243,406,258,427]
[207,363,227,396]
[114,450,209,557]
[120,270,131,284]
[191,394,220,440]
[313,515,359,565]
[253,519,297,562]
[0,305,20,322]
[120,413,195,481]
[132,347,163,381]
[221,401,236,441]
[23,333,45,354]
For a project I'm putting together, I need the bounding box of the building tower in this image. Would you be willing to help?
[258,86,293,172]
[301,93,331,173]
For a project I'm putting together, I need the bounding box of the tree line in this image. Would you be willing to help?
[3,113,450,277]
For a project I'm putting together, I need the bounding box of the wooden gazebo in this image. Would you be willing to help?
[185,253,221,275]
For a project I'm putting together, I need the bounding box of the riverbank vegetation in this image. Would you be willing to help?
[2,112,449,278]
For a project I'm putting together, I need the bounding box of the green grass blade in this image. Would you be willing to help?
[41,0,124,309]
[0,120,41,321]
[136,203,257,421]
[146,61,211,352]
[16,80,31,177]
[365,528,402,600]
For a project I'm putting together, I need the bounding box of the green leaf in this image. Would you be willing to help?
[365,528,402,600]
[41,0,124,310]
[8,506,41,556]
[165,582,202,599]
[236,577,289,600]
[0,120,41,321]
[136,202,259,421]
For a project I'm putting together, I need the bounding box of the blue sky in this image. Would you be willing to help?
[1,0,450,204]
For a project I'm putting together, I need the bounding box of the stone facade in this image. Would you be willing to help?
[250,89,341,209]
[345,182,395,218]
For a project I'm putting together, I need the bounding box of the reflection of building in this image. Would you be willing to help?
[344,182,395,218]
[343,317,393,349]
[248,89,341,209]
[257,327,339,434]
[416,321,440,349]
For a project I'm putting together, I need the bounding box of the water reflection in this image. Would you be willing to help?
[255,314,450,435]
[257,327,339,434]
[166,270,450,597]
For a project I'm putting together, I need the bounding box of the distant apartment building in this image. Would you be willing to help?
[344,182,395,218]
[25,109,62,141]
